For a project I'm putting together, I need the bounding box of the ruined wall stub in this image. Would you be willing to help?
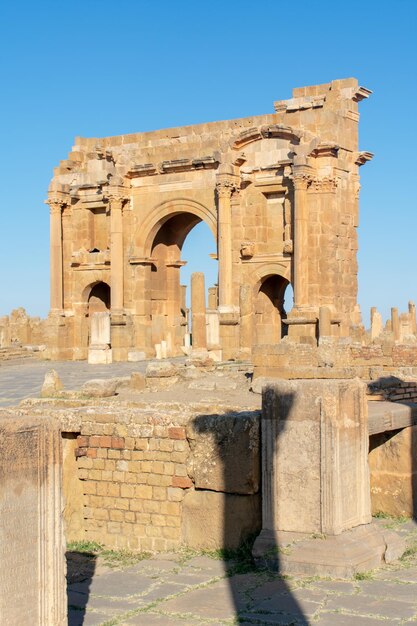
[46,78,371,361]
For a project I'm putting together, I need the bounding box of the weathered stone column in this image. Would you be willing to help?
[216,173,236,308]
[46,197,65,312]
[391,307,400,341]
[292,168,311,308]
[239,284,253,356]
[409,301,416,335]
[108,193,125,313]
[191,272,207,350]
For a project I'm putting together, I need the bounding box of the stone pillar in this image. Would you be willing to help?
[253,379,404,577]
[292,168,311,308]
[239,284,253,357]
[208,286,218,310]
[109,193,125,313]
[318,306,331,338]
[46,197,65,312]
[391,307,400,341]
[370,307,383,340]
[259,378,371,536]
[191,272,207,350]
[409,301,416,335]
[0,415,66,625]
[216,174,236,308]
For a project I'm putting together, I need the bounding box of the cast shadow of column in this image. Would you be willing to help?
[66,548,96,626]
[192,393,308,625]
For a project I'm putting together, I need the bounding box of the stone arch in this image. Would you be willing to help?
[87,282,111,314]
[251,265,292,345]
[141,200,217,355]
[79,279,111,310]
[138,198,217,256]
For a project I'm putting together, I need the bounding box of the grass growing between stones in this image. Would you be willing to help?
[373,512,410,529]
[67,540,151,569]
[354,570,374,581]
[178,533,260,575]
[400,539,417,562]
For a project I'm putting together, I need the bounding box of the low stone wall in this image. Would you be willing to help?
[253,339,417,381]
[58,401,261,551]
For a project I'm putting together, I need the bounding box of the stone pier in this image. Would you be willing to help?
[0,415,66,625]
[253,379,405,577]
[191,272,207,351]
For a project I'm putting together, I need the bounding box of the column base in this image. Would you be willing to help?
[253,523,405,579]
[88,346,112,364]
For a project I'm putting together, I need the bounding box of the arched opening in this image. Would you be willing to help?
[87,282,110,314]
[150,212,217,354]
[254,275,290,345]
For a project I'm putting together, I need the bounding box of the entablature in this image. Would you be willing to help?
[125,155,219,179]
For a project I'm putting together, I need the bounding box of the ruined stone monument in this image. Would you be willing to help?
[45,78,372,362]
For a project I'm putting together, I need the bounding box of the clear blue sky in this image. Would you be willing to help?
[0,0,416,325]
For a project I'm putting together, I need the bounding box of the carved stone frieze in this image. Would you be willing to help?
[309,176,339,193]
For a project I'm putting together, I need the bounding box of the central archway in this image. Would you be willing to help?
[149,209,217,355]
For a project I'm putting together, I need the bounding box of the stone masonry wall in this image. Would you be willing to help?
[59,402,261,551]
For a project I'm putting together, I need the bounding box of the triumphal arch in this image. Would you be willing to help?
[46,78,371,361]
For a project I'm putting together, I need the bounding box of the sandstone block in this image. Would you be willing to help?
[40,369,63,397]
[146,361,178,378]
[128,350,146,362]
[181,490,261,549]
[130,371,146,391]
[81,378,118,397]
[369,426,417,517]
[186,411,260,494]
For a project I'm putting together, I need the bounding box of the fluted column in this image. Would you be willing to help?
[216,176,236,307]
[292,167,311,308]
[46,197,65,312]
[108,194,126,313]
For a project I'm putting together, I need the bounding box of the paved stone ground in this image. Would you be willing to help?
[68,520,417,626]
[0,358,157,407]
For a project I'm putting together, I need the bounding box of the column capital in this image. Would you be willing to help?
[45,197,67,214]
[216,177,239,199]
[107,194,129,211]
[291,167,313,191]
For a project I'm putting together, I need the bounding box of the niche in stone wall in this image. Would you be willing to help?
[88,207,109,252]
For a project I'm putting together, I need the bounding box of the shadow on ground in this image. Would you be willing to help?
[66,550,96,626]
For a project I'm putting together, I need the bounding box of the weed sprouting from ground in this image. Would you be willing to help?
[354,570,374,581]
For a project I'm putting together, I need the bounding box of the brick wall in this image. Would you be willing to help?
[62,404,261,551]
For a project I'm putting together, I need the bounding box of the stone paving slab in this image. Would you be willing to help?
[0,359,151,407]
[324,592,416,620]
[67,523,417,626]
[317,614,394,626]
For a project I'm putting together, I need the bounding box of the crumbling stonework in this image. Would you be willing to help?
[19,400,261,551]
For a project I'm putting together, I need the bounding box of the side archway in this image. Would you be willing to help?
[252,271,291,345]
